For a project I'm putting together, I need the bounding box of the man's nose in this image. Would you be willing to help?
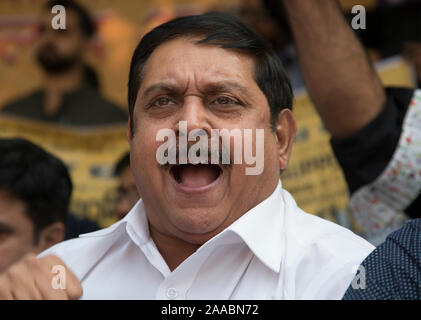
[175,97,212,136]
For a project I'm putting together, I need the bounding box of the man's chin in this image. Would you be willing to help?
[169,207,231,238]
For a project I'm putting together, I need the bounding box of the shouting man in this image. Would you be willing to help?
[0,12,373,300]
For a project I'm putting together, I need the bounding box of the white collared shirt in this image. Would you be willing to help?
[40,181,374,299]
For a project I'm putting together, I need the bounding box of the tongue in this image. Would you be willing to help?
[179,165,219,187]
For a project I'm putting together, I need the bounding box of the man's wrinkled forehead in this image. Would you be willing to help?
[136,38,258,99]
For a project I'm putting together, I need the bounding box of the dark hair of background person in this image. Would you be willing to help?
[45,0,96,38]
[0,138,72,243]
[261,0,292,42]
[127,12,293,136]
[114,152,130,177]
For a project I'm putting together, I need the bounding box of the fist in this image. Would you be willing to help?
[0,253,83,300]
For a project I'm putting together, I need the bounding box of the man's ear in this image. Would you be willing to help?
[36,222,65,253]
[275,109,297,170]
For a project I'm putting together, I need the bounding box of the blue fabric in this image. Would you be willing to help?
[343,219,421,299]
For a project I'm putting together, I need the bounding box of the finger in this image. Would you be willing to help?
[0,275,14,300]
[37,255,82,300]
[8,273,43,300]
[63,267,83,300]
[4,262,40,300]
[32,257,69,300]
[19,255,50,300]
[34,273,69,300]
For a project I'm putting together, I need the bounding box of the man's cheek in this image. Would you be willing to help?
[134,142,162,172]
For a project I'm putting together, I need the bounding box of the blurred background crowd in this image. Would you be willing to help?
[1,0,420,108]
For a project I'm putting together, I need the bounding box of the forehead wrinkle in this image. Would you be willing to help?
[154,47,248,85]
[188,65,252,94]
[139,76,190,101]
[140,82,177,100]
[140,39,261,102]
[196,80,249,94]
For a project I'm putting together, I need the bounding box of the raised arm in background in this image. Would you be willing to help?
[282,0,386,139]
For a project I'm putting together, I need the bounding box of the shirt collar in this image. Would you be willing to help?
[123,180,285,273]
[122,199,150,246]
[223,181,284,273]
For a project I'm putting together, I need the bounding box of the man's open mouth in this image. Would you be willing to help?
[170,164,223,188]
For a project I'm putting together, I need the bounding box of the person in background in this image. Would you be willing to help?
[282,0,420,246]
[344,1,421,87]
[0,138,72,273]
[0,0,127,126]
[65,210,100,240]
[114,152,140,220]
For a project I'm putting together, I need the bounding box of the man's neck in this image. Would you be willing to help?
[42,64,84,117]
[149,225,201,272]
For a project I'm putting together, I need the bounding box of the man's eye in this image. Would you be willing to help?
[212,96,240,106]
[150,97,174,107]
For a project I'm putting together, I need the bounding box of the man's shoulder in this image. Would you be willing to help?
[279,190,375,299]
[1,90,43,115]
[316,214,371,253]
[286,197,374,261]
[287,190,375,266]
[72,86,128,123]
[38,221,127,279]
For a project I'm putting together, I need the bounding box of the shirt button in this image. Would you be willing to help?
[166,287,178,299]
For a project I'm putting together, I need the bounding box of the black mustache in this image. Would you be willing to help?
[159,140,232,168]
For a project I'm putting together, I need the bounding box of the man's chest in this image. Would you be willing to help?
[79,241,280,299]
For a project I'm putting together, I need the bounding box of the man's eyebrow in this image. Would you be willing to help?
[141,83,176,99]
[141,81,250,98]
[204,81,249,95]
[0,222,14,234]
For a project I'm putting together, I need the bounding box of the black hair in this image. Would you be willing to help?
[127,12,293,136]
[262,0,293,42]
[0,138,72,243]
[46,0,95,38]
[114,152,130,177]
